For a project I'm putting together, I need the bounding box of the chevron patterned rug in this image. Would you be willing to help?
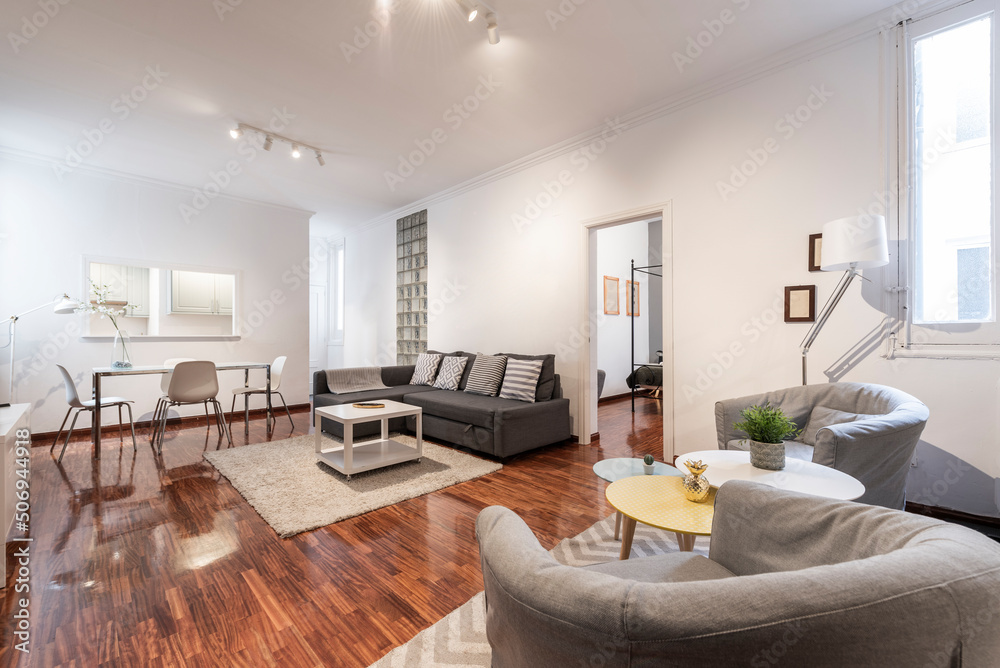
[367,513,709,667]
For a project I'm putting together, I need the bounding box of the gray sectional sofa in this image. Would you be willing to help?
[312,351,571,458]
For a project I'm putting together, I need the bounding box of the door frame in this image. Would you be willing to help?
[579,201,674,462]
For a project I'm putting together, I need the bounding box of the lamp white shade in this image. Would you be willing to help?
[820,215,889,271]
[53,294,79,314]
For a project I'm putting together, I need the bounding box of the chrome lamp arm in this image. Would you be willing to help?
[800,264,860,385]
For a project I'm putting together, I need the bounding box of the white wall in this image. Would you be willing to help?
[0,157,312,432]
[595,221,649,398]
[342,34,1000,492]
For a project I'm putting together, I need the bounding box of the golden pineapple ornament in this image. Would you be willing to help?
[682,459,710,503]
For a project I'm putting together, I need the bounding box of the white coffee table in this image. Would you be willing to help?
[314,400,422,479]
[683,449,865,500]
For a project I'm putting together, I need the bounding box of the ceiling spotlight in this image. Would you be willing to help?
[315,151,325,167]
[229,127,242,139]
[457,0,478,22]
[263,135,273,151]
[486,13,499,44]
[291,144,301,158]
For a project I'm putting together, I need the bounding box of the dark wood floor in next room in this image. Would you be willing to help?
[0,396,664,668]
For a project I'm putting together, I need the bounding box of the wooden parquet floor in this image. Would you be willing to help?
[0,397,665,667]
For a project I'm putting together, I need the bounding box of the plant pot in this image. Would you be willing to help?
[112,329,133,369]
[749,440,785,470]
[642,463,655,475]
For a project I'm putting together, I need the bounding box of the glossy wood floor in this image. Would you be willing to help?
[0,397,664,667]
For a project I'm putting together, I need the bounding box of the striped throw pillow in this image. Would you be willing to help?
[432,356,468,391]
[498,359,544,403]
[463,353,507,396]
[409,353,443,386]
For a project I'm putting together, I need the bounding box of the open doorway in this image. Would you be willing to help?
[593,218,662,400]
[582,203,672,461]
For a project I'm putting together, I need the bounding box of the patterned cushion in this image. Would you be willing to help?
[498,359,543,403]
[409,353,443,386]
[463,354,508,396]
[432,356,468,391]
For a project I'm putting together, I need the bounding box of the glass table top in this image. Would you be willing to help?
[593,457,682,483]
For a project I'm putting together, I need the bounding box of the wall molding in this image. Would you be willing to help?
[350,0,967,236]
[0,145,316,218]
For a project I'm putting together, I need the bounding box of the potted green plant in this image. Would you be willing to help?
[642,454,655,475]
[732,402,800,470]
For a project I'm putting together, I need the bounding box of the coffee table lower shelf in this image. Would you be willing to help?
[316,438,421,479]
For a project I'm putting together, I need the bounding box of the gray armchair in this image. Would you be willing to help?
[715,382,928,508]
[476,481,1000,667]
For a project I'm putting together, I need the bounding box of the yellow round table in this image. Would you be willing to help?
[605,475,716,559]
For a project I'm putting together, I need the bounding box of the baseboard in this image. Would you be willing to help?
[30,402,311,446]
[598,393,632,404]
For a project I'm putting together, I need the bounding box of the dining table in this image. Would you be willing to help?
[90,361,272,458]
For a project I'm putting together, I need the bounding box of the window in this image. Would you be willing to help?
[330,238,345,345]
[897,0,1000,351]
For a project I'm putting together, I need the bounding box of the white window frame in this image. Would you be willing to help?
[890,0,1000,358]
[329,237,345,345]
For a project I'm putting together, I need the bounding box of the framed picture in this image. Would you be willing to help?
[784,285,816,323]
[603,276,620,315]
[808,233,823,272]
[626,280,640,316]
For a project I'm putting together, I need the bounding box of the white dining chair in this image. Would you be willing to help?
[152,361,232,452]
[149,358,195,443]
[52,364,136,462]
[229,355,293,433]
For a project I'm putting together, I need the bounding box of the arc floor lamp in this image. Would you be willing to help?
[800,215,889,385]
[3,294,79,405]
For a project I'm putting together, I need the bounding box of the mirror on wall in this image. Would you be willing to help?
[85,259,237,337]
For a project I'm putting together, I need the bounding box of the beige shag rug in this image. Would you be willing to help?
[204,434,501,537]
[367,513,709,667]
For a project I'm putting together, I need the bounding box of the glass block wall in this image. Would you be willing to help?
[396,209,428,365]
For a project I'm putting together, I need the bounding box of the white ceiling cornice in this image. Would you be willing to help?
[0,145,316,218]
[350,0,966,235]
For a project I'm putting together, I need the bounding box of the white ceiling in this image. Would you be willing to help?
[0,0,902,235]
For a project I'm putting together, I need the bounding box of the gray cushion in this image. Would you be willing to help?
[726,439,814,462]
[800,405,879,446]
[498,352,556,402]
[432,356,467,391]
[405,390,531,429]
[464,353,507,396]
[583,552,736,583]
[409,353,443,386]
[498,358,543,403]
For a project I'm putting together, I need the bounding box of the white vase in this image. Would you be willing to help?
[112,329,133,369]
